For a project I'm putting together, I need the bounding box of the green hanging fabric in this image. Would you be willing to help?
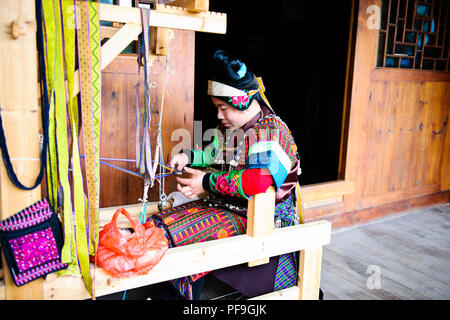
[42,0,77,269]
[41,0,59,222]
[41,0,94,295]
[60,0,91,284]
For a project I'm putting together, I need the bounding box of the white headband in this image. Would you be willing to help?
[207,80,247,97]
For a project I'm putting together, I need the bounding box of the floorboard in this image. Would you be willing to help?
[321,203,450,300]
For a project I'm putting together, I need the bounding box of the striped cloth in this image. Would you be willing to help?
[151,194,299,299]
[151,201,247,299]
[274,253,298,291]
[273,194,298,291]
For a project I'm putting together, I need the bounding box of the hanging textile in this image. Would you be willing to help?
[75,0,102,296]
[76,0,102,258]
[42,0,59,216]
[137,8,156,183]
[61,0,92,290]
[41,0,78,273]
[40,0,95,296]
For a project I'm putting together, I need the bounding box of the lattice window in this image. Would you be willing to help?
[377,0,450,71]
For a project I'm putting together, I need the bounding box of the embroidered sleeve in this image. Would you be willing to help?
[203,168,274,199]
[246,116,298,191]
[207,170,250,199]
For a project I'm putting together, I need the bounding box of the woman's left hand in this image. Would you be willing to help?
[176,167,206,199]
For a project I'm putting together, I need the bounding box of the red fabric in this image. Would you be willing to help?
[241,168,274,196]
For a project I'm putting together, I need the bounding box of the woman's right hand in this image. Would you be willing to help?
[169,153,189,171]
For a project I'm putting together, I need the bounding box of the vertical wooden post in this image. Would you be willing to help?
[0,0,43,299]
[298,247,323,300]
[246,186,275,267]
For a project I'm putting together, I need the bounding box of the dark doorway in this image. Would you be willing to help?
[194,0,354,185]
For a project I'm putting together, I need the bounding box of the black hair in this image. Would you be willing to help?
[210,50,258,91]
[209,50,272,113]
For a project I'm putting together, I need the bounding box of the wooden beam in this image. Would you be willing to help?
[71,3,226,97]
[246,186,275,267]
[169,0,209,12]
[0,0,43,300]
[371,68,450,82]
[100,23,142,70]
[150,26,172,56]
[249,286,300,300]
[100,26,133,41]
[72,22,141,97]
[98,3,226,34]
[302,180,355,203]
[42,220,331,299]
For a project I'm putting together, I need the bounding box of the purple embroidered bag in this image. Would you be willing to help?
[0,198,67,286]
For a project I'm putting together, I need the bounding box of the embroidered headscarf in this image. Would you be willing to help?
[207,50,274,113]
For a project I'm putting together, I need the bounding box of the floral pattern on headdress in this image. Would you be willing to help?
[228,90,250,110]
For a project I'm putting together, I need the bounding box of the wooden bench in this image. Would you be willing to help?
[37,187,331,300]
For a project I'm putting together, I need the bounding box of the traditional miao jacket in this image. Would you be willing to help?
[187,106,301,297]
[192,108,300,206]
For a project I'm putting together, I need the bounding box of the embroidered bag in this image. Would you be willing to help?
[0,198,67,286]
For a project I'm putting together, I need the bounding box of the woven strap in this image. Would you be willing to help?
[135,67,141,169]
[42,0,59,213]
[61,0,90,282]
[76,0,103,296]
[77,0,101,257]
[137,8,155,183]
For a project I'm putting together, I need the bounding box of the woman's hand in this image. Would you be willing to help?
[176,167,206,199]
[169,153,189,171]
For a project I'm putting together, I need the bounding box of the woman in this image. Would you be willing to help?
[167,50,301,299]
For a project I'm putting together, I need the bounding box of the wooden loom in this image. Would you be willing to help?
[0,0,331,300]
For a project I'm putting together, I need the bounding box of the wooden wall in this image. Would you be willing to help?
[305,0,450,229]
[98,29,194,208]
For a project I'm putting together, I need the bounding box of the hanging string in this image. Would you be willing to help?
[137,8,156,184]
[0,0,50,191]
[78,155,182,179]
[155,30,174,207]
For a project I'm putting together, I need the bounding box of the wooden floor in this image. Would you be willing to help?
[320,203,450,300]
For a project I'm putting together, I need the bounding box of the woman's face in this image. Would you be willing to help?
[211,96,252,130]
